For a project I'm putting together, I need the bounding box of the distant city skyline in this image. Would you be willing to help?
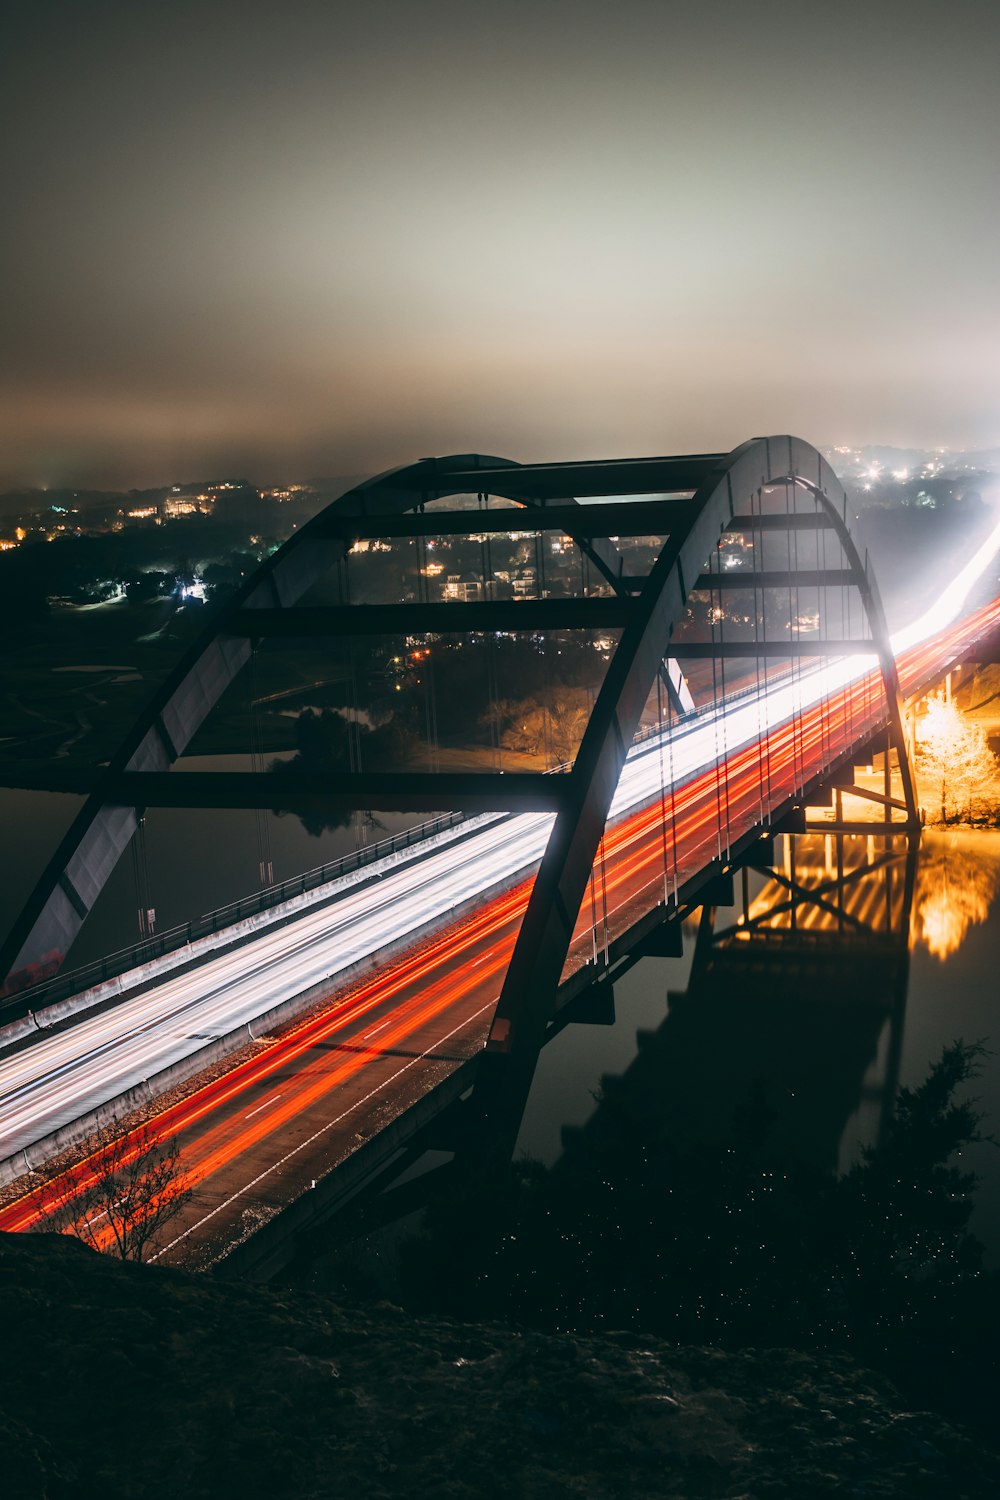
[3,442,999,503]
[4,0,1000,488]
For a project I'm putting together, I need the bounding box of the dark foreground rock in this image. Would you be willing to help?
[1,1232,996,1499]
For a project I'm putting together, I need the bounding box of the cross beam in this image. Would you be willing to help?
[693,568,857,590]
[728,513,837,530]
[101,770,571,813]
[392,455,723,501]
[670,639,878,657]
[229,599,633,637]
[313,499,701,541]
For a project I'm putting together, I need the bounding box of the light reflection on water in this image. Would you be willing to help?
[518,828,1000,1259]
[0,760,427,969]
[898,829,1000,1259]
[913,831,1000,960]
[1,785,999,1252]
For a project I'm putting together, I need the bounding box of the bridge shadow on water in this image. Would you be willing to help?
[284,830,1000,1437]
[577,831,918,1179]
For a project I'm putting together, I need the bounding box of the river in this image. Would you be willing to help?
[2,782,999,1256]
[517,826,1000,1260]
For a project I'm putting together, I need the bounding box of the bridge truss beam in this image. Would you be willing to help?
[100,771,570,814]
[472,434,919,1148]
[0,437,918,1036]
[0,453,704,997]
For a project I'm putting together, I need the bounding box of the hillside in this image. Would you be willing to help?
[1,1232,997,1499]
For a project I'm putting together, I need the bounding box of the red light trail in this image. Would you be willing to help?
[2,596,997,1257]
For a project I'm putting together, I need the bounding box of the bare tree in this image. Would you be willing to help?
[491,688,593,765]
[916,693,998,821]
[51,1124,191,1262]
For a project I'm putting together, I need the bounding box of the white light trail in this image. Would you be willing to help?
[1,522,998,1169]
[891,517,1000,656]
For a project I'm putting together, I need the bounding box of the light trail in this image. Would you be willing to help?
[2,589,997,1170]
[0,882,534,1237]
[891,517,1000,656]
[2,592,997,1252]
[0,539,998,1240]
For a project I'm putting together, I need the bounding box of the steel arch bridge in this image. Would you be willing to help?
[1,435,917,1054]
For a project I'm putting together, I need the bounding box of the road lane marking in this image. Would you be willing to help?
[363,1019,392,1039]
[152,995,498,1261]
[244,1093,282,1119]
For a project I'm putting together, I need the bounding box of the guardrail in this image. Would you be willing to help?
[3,808,473,1018]
[1,654,840,1021]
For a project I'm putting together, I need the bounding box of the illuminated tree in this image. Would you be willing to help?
[487,688,593,765]
[52,1125,190,1262]
[915,693,997,822]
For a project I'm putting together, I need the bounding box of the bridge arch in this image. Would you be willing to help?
[0,436,914,1027]
[0,452,696,995]
[484,434,917,1061]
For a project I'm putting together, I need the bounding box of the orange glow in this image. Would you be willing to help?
[913,836,1000,959]
[4,595,999,1244]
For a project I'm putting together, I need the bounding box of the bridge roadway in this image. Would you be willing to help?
[0,646,891,1174]
[0,593,998,1263]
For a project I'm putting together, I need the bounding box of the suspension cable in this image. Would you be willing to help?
[131,813,153,938]
[656,660,670,903]
[480,493,500,772]
[755,489,773,822]
[249,645,273,887]
[709,540,724,861]
[717,529,732,856]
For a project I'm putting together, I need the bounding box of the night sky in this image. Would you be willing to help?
[3,0,999,487]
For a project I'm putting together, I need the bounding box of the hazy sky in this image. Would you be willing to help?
[3,0,999,486]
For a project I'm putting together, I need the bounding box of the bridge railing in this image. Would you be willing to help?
[3,654,869,1024]
[3,808,474,1020]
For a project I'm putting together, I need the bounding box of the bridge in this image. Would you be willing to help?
[1,434,998,1269]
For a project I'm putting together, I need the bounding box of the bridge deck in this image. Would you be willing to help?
[0,595,997,1265]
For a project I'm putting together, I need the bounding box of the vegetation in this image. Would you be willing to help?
[916,693,998,822]
[267,634,608,830]
[482,686,594,764]
[7,1232,998,1499]
[268,707,418,835]
[394,1043,1000,1432]
[51,1125,190,1263]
